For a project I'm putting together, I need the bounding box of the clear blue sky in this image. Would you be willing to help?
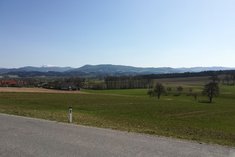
[0,0,235,68]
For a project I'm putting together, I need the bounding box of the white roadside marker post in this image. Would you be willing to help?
[68,107,72,123]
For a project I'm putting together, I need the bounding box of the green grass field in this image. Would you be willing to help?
[0,84,235,147]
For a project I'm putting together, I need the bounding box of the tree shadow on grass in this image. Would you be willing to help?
[198,100,211,104]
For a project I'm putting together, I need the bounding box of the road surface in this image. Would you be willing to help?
[0,113,234,157]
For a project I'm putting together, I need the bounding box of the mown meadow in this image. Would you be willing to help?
[0,83,235,147]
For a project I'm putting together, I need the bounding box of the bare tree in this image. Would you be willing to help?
[177,86,183,92]
[147,83,165,99]
[166,87,172,94]
[176,86,183,95]
[147,89,154,97]
[188,88,193,96]
[202,82,219,103]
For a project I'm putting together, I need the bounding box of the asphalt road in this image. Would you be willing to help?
[0,113,234,157]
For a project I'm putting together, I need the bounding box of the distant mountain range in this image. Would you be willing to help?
[0,64,234,77]
[0,66,73,73]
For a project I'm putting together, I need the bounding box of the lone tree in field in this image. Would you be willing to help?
[166,87,172,95]
[177,86,183,91]
[202,82,219,103]
[176,86,183,95]
[167,87,172,92]
[147,83,165,99]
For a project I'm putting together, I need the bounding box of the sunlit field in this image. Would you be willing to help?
[0,84,235,147]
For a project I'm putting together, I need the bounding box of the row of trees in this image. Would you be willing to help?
[222,74,235,85]
[209,74,235,85]
[105,77,152,89]
[40,78,84,90]
[147,82,219,103]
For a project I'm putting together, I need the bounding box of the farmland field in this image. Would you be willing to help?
[0,83,235,147]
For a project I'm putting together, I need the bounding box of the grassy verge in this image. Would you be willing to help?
[0,86,235,147]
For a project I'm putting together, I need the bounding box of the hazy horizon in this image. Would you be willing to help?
[1,0,235,68]
[1,64,235,69]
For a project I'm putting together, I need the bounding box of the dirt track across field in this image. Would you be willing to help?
[0,87,82,94]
